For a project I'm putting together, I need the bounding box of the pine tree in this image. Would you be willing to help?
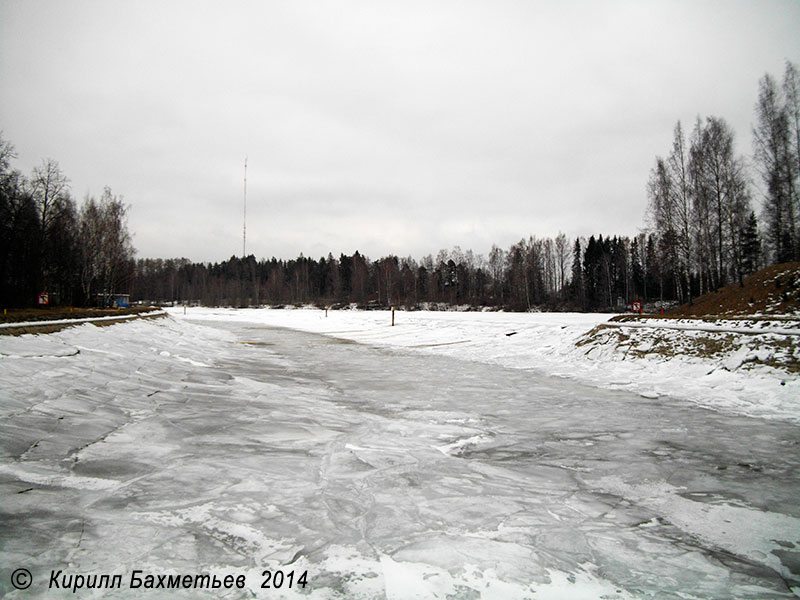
[741,211,762,277]
[631,236,644,300]
[646,234,660,303]
[570,238,584,309]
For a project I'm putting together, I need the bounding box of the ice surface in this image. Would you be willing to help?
[1,315,799,599]
[171,307,800,423]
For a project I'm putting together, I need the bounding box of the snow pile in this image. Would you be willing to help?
[171,307,800,423]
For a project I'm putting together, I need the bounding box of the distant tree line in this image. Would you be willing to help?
[0,136,135,307]
[3,62,797,311]
[132,233,664,312]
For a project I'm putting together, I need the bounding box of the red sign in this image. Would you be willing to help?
[38,293,49,306]
[632,301,642,313]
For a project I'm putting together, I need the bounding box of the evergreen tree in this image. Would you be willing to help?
[645,234,660,303]
[741,211,762,276]
[631,236,644,301]
[570,238,584,308]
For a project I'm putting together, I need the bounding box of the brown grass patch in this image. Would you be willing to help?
[0,306,157,324]
[0,309,166,336]
[668,262,800,318]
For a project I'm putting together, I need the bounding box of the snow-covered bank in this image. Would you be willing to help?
[0,309,167,332]
[171,307,800,423]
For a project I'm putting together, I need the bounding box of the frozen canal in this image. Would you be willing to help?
[1,317,800,598]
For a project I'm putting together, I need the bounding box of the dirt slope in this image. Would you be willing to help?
[669,262,800,318]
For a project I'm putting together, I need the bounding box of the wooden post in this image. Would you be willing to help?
[325,306,328,317]
[391,306,395,326]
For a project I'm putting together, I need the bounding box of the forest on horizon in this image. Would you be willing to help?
[1,61,799,312]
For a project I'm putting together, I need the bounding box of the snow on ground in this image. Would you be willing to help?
[2,313,800,598]
[0,317,647,599]
[170,307,800,424]
[0,310,167,331]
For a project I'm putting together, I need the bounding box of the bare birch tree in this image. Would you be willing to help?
[753,72,797,262]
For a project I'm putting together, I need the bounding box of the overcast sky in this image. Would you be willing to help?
[2,1,799,263]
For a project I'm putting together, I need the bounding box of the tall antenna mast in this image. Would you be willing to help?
[242,156,247,258]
